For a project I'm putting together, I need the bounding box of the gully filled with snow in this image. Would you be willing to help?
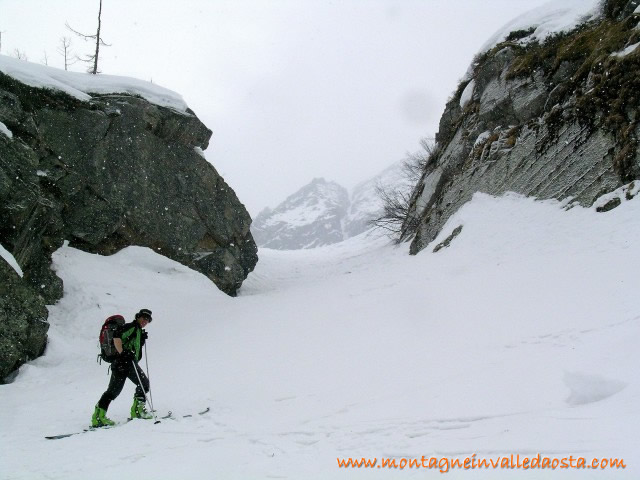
[1,191,639,479]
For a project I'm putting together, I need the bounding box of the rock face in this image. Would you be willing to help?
[0,257,49,382]
[0,64,257,380]
[402,2,640,253]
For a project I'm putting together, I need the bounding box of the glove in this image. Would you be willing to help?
[141,331,148,340]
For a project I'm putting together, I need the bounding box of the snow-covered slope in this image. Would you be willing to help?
[1,188,639,479]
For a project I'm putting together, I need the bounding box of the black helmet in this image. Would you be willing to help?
[135,308,153,322]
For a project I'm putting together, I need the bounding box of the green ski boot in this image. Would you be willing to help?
[131,397,153,420]
[91,405,115,427]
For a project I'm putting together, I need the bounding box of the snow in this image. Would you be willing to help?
[193,146,206,158]
[0,242,23,278]
[478,0,602,54]
[612,41,640,58]
[260,180,347,228]
[1,190,640,479]
[459,79,475,108]
[462,0,602,86]
[415,166,443,214]
[474,130,492,147]
[0,120,13,139]
[263,199,332,227]
[0,55,188,113]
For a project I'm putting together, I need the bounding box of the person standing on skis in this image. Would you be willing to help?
[92,308,154,427]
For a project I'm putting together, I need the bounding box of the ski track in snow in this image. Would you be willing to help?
[1,192,639,479]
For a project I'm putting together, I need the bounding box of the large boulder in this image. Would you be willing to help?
[0,61,258,380]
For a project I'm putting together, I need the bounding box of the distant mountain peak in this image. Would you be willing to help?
[252,163,405,250]
[252,178,349,250]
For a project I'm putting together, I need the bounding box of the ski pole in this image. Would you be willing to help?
[144,343,155,414]
[132,359,159,423]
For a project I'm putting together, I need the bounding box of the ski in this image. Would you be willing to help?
[45,412,169,440]
[160,406,211,420]
[182,407,210,418]
[45,408,208,439]
[45,424,120,440]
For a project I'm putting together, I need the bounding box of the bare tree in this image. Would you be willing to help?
[402,137,436,183]
[13,49,28,61]
[57,36,77,71]
[66,0,110,74]
[369,136,437,240]
[370,182,418,237]
[41,50,49,65]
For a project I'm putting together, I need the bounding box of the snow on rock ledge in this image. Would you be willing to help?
[478,0,602,54]
[0,243,23,278]
[0,55,188,113]
[459,79,475,109]
[0,120,13,138]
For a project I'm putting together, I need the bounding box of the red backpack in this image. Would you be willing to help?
[98,315,125,363]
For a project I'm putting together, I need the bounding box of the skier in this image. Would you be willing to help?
[92,308,154,427]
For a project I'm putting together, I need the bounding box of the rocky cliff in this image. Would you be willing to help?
[402,0,640,253]
[0,57,257,381]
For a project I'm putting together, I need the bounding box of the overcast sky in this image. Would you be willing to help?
[1,0,552,215]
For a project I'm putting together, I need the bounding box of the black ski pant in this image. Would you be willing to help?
[98,358,149,411]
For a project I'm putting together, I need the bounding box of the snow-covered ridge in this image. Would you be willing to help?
[0,55,188,113]
[252,178,350,249]
[260,179,348,229]
[462,0,603,81]
[478,0,602,55]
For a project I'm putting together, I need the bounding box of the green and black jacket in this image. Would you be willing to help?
[114,321,146,362]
